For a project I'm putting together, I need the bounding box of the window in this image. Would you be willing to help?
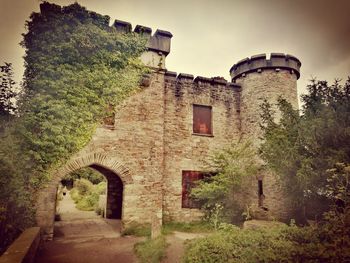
[193,104,212,135]
[258,179,265,207]
[182,171,204,208]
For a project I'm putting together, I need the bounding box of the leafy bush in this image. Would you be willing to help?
[95,181,107,195]
[134,235,168,263]
[75,193,99,211]
[184,219,350,263]
[191,141,260,224]
[69,179,106,211]
[69,188,80,203]
[74,178,93,195]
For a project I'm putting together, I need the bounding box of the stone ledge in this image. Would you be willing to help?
[0,227,40,263]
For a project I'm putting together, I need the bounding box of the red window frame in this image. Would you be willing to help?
[193,104,212,135]
[182,171,205,208]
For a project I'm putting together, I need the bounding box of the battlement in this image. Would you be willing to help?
[113,20,173,56]
[230,53,301,82]
[164,71,240,89]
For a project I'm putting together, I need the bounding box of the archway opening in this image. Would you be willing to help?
[90,164,123,219]
[54,164,123,239]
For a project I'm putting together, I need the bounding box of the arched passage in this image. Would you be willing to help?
[36,152,133,240]
[90,164,123,219]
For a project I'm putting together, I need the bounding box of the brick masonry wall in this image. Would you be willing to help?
[162,74,241,221]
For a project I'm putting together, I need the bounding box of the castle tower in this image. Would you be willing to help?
[113,20,173,69]
[230,53,301,220]
[230,53,301,143]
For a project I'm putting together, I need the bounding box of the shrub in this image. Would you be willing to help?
[183,221,350,263]
[68,178,106,211]
[134,235,168,263]
[74,178,93,196]
[191,141,260,224]
[69,188,80,203]
[95,181,107,195]
[75,192,99,211]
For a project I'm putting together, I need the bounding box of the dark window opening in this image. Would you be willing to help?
[258,179,265,207]
[182,171,206,208]
[193,104,212,135]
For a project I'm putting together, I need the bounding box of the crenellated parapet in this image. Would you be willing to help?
[230,53,301,82]
[113,20,173,56]
[114,20,172,69]
[164,71,240,90]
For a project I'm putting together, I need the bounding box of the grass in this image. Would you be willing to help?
[129,221,212,263]
[134,235,168,263]
[162,221,214,235]
[122,223,151,237]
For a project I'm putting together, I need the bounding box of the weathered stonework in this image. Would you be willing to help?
[35,6,301,239]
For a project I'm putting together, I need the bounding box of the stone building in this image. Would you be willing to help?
[35,11,301,240]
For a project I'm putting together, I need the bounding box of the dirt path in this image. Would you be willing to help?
[57,191,99,221]
[35,236,144,263]
[35,191,143,263]
[162,232,207,263]
[36,192,208,263]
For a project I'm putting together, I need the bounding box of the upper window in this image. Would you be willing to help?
[193,104,212,135]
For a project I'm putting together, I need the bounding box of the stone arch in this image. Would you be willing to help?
[36,152,133,240]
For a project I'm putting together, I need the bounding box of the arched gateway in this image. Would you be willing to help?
[36,152,133,240]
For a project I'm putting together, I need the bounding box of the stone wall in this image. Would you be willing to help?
[36,53,301,238]
[81,71,167,225]
[162,72,241,221]
[234,68,299,220]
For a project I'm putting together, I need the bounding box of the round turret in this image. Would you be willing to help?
[230,53,301,142]
[230,53,301,221]
[230,53,301,82]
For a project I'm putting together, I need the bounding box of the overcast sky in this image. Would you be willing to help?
[1,0,349,103]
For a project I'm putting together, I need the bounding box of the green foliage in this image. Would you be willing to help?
[69,179,106,211]
[191,140,260,223]
[0,123,35,254]
[64,167,105,184]
[183,220,350,263]
[134,235,168,263]
[122,223,151,237]
[0,62,17,118]
[74,178,93,195]
[260,78,350,219]
[162,221,213,235]
[0,1,146,252]
[17,1,147,188]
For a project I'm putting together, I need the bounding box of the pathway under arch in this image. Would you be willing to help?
[36,152,133,240]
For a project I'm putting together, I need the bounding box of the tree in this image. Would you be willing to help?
[260,78,350,220]
[191,141,260,224]
[0,62,17,118]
